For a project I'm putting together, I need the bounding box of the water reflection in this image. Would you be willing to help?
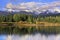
[1,34,60,40]
[6,35,12,40]
[0,35,7,40]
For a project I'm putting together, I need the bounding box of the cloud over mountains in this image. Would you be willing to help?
[6,1,60,12]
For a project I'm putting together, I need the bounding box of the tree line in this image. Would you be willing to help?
[0,13,60,23]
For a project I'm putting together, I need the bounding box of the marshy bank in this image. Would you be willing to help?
[1,22,60,26]
[0,22,60,35]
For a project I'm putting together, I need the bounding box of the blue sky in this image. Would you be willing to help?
[0,0,59,8]
[0,0,60,11]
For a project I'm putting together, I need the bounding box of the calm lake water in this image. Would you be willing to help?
[0,33,60,40]
[0,25,60,40]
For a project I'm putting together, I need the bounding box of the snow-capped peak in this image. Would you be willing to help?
[53,8,60,13]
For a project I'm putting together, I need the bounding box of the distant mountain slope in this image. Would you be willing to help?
[0,9,60,16]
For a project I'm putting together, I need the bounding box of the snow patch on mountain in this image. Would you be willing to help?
[53,8,60,13]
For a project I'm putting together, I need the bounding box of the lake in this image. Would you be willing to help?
[0,33,60,40]
[0,25,60,40]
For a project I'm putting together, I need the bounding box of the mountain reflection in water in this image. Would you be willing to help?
[0,33,60,40]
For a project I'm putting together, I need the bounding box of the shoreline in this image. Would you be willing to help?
[0,22,60,27]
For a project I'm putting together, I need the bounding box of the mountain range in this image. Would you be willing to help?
[0,8,60,16]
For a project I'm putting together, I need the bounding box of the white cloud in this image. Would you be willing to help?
[5,1,60,12]
[37,1,60,11]
[6,3,13,9]
[6,2,46,9]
